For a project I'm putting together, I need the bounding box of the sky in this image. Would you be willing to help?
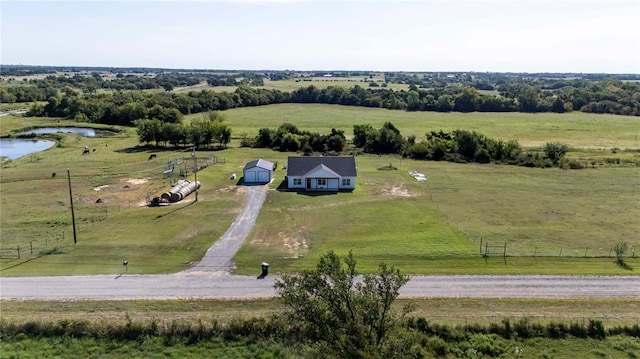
[1,0,639,73]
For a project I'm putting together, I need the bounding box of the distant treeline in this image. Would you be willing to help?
[16,78,639,128]
[0,72,264,97]
[2,66,639,117]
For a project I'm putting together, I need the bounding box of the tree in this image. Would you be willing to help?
[517,85,539,112]
[454,86,480,112]
[275,251,413,358]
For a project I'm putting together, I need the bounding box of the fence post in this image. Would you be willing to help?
[17,246,20,259]
[534,247,537,258]
[559,248,563,257]
[503,242,507,265]
[30,241,33,255]
[584,248,588,257]
[480,238,483,255]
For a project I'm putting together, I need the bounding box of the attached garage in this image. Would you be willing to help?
[243,159,274,184]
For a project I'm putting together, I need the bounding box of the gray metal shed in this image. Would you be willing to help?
[243,159,274,183]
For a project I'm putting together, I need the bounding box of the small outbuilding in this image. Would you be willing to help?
[243,159,274,184]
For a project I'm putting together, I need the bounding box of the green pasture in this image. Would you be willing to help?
[172,78,410,94]
[1,106,639,276]
[234,154,639,274]
[211,103,640,149]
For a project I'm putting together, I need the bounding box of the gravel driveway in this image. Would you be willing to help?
[186,184,268,274]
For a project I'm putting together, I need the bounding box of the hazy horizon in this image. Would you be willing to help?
[2,1,639,74]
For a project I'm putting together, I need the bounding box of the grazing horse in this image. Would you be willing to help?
[51,172,56,178]
[82,148,90,155]
[148,153,157,160]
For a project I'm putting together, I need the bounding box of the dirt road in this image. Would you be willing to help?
[1,274,638,300]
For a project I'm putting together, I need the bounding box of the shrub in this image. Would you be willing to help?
[588,320,606,339]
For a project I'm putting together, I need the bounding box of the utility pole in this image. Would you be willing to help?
[67,169,77,244]
[192,147,198,202]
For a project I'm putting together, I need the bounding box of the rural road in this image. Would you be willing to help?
[1,182,639,301]
[1,274,638,300]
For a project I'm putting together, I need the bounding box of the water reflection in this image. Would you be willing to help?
[0,139,56,160]
[21,127,97,137]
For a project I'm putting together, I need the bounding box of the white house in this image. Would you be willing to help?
[243,159,274,184]
[286,156,357,191]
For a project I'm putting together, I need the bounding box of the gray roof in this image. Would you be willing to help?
[287,156,357,177]
[244,159,274,171]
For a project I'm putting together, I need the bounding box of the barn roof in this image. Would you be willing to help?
[286,156,357,177]
[244,159,274,171]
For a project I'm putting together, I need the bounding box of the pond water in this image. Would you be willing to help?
[21,127,98,137]
[0,139,56,160]
[1,127,115,160]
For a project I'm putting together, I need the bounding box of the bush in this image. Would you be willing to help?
[588,320,606,339]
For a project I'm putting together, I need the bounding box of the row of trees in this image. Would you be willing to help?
[251,123,346,153]
[351,122,570,168]
[134,111,231,149]
[9,80,639,124]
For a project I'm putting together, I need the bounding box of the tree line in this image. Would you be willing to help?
[248,123,346,154]
[134,111,231,149]
[14,80,638,128]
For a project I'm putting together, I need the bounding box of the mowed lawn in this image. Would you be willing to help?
[234,154,640,274]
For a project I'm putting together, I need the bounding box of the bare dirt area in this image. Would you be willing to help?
[87,177,156,206]
[281,230,309,258]
[375,185,417,198]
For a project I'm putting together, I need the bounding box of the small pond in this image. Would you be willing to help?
[0,139,56,160]
[1,127,113,160]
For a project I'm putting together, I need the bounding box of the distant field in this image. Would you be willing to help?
[214,104,640,149]
[172,78,410,94]
[1,106,639,276]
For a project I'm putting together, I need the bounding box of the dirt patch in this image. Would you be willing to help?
[125,178,150,186]
[376,185,417,198]
[282,231,309,258]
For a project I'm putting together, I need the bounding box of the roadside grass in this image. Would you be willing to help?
[1,108,639,276]
[2,335,638,359]
[1,297,638,326]
[212,103,640,149]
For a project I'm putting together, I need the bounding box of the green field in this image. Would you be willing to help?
[1,105,639,276]
[215,104,640,149]
[171,78,410,94]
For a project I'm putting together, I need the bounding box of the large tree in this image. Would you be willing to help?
[275,251,414,358]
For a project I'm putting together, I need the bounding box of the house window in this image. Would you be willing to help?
[293,178,302,185]
[317,178,327,186]
[342,178,351,186]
